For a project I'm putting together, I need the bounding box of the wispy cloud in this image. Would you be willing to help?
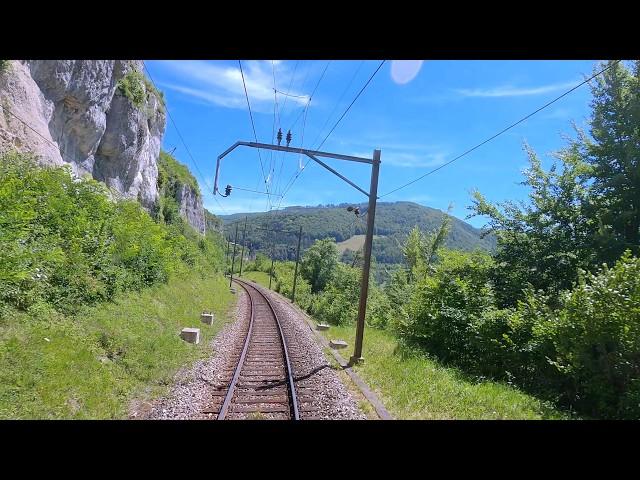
[153,60,310,113]
[350,142,449,169]
[204,199,296,216]
[455,80,579,98]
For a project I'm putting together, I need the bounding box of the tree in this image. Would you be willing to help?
[469,60,640,307]
[584,60,640,262]
[470,143,595,306]
[300,238,338,293]
[402,207,452,282]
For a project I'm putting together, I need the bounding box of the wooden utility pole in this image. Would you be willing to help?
[225,238,230,264]
[269,240,275,289]
[291,225,303,303]
[351,149,380,365]
[238,216,248,277]
[229,223,239,288]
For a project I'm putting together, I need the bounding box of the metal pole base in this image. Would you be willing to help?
[348,356,365,366]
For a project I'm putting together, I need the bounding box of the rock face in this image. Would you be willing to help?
[178,183,206,235]
[0,60,204,233]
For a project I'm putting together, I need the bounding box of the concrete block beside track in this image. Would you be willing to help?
[180,328,200,344]
[201,312,214,325]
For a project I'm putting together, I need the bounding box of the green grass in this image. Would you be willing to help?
[0,271,234,419]
[318,325,568,420]
[240,271,273,289]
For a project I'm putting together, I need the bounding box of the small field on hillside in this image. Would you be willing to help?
[318,325,568,420]
[240,271,272,289]
[0,272,234,419]
[336,234,382,254]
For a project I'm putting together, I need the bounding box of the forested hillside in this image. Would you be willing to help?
[221,201,495,263]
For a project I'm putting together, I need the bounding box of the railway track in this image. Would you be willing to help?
[201,278,302,420]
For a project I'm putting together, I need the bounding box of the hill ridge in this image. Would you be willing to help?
[220,201,495,264]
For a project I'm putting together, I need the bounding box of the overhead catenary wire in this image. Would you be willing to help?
[238,60,271,202]
[271,61,300,204]
[142,62,232,218]
[278,60,386,204]
[379,59,623,198]
[272,61,332,212]
[1,104,60,150]
[142,62,215,193]
[310,60,365,150]
[275,61,334,206]
[316,60,386,151]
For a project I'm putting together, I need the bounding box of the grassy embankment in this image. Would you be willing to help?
[0,271,233,419]
[317,324,568,419]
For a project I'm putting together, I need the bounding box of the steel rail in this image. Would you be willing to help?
[217,279,256,420]
[218,278,299,420]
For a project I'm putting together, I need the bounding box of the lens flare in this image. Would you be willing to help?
[390,60,424,84]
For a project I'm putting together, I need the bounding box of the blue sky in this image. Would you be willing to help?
[145,60,599,228]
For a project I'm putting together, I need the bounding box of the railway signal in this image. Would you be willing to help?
[214,141,380,365]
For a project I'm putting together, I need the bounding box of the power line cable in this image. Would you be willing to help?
[279,60,386,204]
[310,60,365,149]
[238,60,271,201]
[316,60,386,151]
[142,62,214,193]
[379,59,622,198]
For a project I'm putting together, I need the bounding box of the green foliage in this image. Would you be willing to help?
[157,150,200,197]
[272,261,313,311]
[399,249,495,365]
[317,325,566,419]
[0,60,9,73]
[309,263,360,325]
[117,70,146,108]
[300,238,338,293]
[252,253,271,273]
[0,151,223,316]
[586,61,640,260]
[541,251,640,418]
[116,68,165,113]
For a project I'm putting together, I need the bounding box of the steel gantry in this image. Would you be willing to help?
[214,141,380,365]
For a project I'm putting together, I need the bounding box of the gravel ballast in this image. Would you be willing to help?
[135,281,366,420]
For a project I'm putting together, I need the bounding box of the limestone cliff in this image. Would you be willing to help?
[0,60,205,233]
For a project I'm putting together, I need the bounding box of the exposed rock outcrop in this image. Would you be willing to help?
[178,183,206,235]
[0,60,204,232]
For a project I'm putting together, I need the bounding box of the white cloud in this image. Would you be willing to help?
[349,143,449,168]
[455,80,579,98]
[204,199,294,216]
[154,60,310,112]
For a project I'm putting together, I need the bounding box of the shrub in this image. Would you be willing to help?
[117,70,147,109]
[116,69,165,114]
[541,251,640,418]
[0,151,223,316]
[399,250,495,365]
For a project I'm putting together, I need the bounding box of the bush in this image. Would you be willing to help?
[541,251,640,418]
[398,250,495,365]
[0,151,223,316]
[116,69,165,113]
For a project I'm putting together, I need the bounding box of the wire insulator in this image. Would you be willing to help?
[286,130,292,147]
[277,128,283,146]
